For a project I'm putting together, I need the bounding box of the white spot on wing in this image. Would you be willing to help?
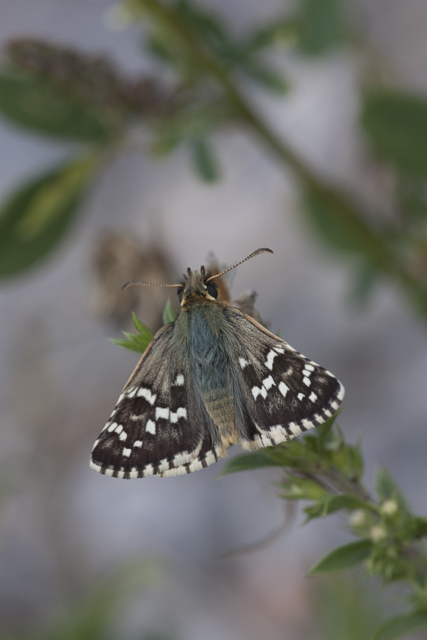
[297,393,305,401]
[174,374,184,386]
[303,377,311,387]
[279,382,289,398]
[122,448,132,457]
[170,407,187,423]
[252,386,267,400]
[129,468,139,479]
[158,458,170,473]
[189,459,204,472]
[305,364,315,371]
[309,392,318,402]
[108,422,117,432]
[265,349,278,370]
[288,422,301,436]
[263,375,275,390]
[119,431,127,441]
[155,407,169,420]
[104,468,114,476]
[115,425,123,434]
[205,451,216,466]
[134,440,143,447]
[239,357,249,369]
[146,419,156,435]
[143,464,154,477]
[137,388,157,405]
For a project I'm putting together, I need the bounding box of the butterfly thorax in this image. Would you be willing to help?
[172,271,238,451]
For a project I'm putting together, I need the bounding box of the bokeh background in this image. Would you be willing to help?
[1,0,427,638]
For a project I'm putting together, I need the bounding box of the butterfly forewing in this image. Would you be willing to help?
[90,324,219,477]
[227,310,344,448]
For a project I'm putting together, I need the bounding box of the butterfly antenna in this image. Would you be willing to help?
[206,247,273,282]
[122,280,182,291]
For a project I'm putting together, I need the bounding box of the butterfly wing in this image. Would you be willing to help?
[226,308,345,448]
[90,323,219,478]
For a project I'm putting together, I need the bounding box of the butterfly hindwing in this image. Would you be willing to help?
[90,324,219,478]
[227,309,345,448]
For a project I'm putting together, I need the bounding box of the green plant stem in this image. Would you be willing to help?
[139,0,427,315]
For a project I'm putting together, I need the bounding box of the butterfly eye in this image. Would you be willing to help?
[206,284,218,299]
[177,287,184,301]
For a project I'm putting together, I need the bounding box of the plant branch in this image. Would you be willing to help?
[138,0,427,316]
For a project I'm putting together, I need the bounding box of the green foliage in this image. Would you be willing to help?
[162,299,176,324]
[362,91,427,177]
[0,70,114,142]
[111,311,154,353]
[220,413,427,639]
[372,612,427,640]
[293,0,348,56]
[308,540,372,575]
[0,155,99,278]
[314,575,382,640]
[190,137,219,182]
[27,559,162,640]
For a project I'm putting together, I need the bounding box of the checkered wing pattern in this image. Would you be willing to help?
[90,324,218,478]
[227,310,345,448]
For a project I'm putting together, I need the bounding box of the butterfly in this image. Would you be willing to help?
[90,248,345,479]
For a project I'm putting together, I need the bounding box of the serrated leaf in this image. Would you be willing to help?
[162,300,176,324]
[218,448,285,476]
[132,312,154,342]
[308,539,372,575]
[190,138,219,182]
[0,70,113,141]
[371,611,427,640]
[362,91,427,177]
[0,155,98,278]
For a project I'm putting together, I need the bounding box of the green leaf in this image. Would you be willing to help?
[303,186,371,255]
[376,467,408,510]
[349,262,381,309]
[362,91,427,177]
[132,312,154,343]
[0,155,99,278]
[111,316,153,354]
[242,64,288,94]
[316,411,341,455]
[371,611,427,640]
[110,337,147,353]
[190,138,219,182]
[218,448,285,476]
[308,539,372,575]
[0,70,113,141]
[294,0,347,56]
[322,494,374,517]
[280,477,328,501]
[162,299,176,324]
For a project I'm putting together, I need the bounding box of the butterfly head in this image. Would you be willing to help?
[177,266,219,308]
[121,248,273,311]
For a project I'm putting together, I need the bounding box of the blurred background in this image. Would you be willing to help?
[1,0,427,638]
